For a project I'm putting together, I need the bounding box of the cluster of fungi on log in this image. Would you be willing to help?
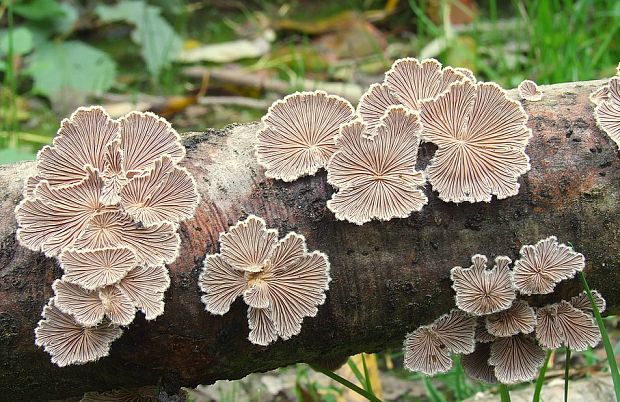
[402,236,604,385]
[198,215,331,345]
[16,106,199,366]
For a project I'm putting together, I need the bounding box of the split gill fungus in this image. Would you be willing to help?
[15,106,199,366]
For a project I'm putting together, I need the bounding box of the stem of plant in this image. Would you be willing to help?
[579,272,620,400]
[311,365,383,402]
[499,383,511,402]
[533,349,552,402]
[564,348,571,402]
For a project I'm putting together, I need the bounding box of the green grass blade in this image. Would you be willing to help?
[533,349,552,402]
[346,358,367,391]
[361,353,374,395]
[423,376,448,402]
[564,348,571,402]
[499,383,511,402]
[579,272,620,400]
[311,365,383,402]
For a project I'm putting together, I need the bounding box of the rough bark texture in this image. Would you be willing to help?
[1,79,619,401]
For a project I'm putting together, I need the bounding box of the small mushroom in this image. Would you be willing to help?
[74,211,181,266]
[450,255,515,316]
[120,155,200,227]
[419,80,532,203]
[385,57,467,111]
[589,85,609,105]
[356,83,399,133]
[256,90,355,182]
[326,106,428,225]
[488,333,546,384]
[462,342,498,383]
[119,111,185,174]
[594,76,620,148]
[34,299,123,367]
[36,106,120,187]
[569,290,606,313]
[535,300,601,351]
[199,215,331,345]
[60,247,136,290]
[518,79,544,101]
[15,167,108,257]
[512,236,585,295]
[116,265,171,320]
[53,280,135,326]
[403,309,475,375]
[485,299,536,337]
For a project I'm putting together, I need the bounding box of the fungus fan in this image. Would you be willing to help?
[488,333,546,384]
[594,76,620,148]
[356,83,399,133]
[384,57,469,111]
[419,80,532,203]
[518,79,544,101]
[512,236,585,295]
[15,106,199,366]
[462,343,498,383]
[536,301,601,351]
[450,255,515,316]
[403,309,476,375]
[256,90,355,182]
[326,106,428,225]
[485,299,536,337]
[34,300,123,368]
[199,215,331,346]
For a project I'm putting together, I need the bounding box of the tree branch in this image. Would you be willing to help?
[1,79,619,400]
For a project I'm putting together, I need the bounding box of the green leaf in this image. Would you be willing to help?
[13,0,65,21]
[0,26,34,56]
[26,41,116,101]
[96,1,182,79]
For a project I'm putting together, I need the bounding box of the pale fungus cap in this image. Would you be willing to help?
[518,80,544,101]
[119,111,185,174]
[594,76,620,148]
[589,85,610,106]
[34,299,123,367]
[535,300,601,352]
[462,343,498,383]
[60,247,136,290]
[120,155,200,227]
[36,106,120,187]
[485,299,536,337]
[356,83,399,133]
[403,309,476,375]
[450,255,515,316]
[512,236,585,295]
[53,280,136,327]
[199,215,331,345]
[74,211,181,266]
[256,90,355,182]
[117,265,171,320]
[455,67,476,82]
[15,167,108,257]
[326,106,428,225]
[419,80,532,203]
[489,333,546,384]
[569,290,606,313]
[385,57,467,111]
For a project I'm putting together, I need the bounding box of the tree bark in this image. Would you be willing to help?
[1,79,619,401]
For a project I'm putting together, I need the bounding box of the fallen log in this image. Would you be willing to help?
[1,79,619,401]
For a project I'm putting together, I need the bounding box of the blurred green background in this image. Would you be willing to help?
[1,0,619,164]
